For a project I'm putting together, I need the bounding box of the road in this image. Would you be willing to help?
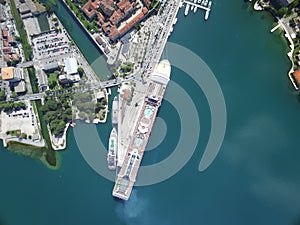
[14,75,137,102]
[141,0,181,76]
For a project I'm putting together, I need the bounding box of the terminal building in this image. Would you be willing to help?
[112,60,171,200]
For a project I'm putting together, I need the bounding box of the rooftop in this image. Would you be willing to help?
[65,58,78,75]
[293,69,300,86]
[150,60,171,85]
[1,67,14,80]
[14,81,26,93]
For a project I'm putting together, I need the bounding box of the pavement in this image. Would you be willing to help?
[0,100,44,147]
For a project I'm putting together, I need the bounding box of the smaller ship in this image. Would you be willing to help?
[111,96,118,126]
[208,1,212,8]
[193,0,198,13]
[184,3,190,16]
[107,127,118,170]
[205,10,209,20]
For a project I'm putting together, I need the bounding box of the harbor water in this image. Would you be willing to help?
[1,1,300,225]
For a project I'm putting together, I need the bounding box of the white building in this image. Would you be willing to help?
[65,57,78,75]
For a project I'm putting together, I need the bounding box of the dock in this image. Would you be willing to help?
[270,24,281,33]
[182,0,212,20]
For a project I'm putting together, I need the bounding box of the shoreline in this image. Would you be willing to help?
[251,0,299,91]
[59,0,115,66]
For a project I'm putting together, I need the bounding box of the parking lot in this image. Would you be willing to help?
[32,30,71,60]
[0,102,37,136]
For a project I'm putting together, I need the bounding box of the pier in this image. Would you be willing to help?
[270,23,281,33]
[182,0,212,20]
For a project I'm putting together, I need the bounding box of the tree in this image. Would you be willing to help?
[53,121,66,137]
[77,67,84,77]
[46,99,58,111]
[277,7,288,17]
[11,92,17,98]
[0,90,6,101]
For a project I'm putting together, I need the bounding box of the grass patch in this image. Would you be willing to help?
[35,100,57,167]
[7,141,45,160]
[28,67,39,93]
[37,12,50,32]
[9,0,32,60]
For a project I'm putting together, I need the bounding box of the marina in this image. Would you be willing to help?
[182,0,212,20]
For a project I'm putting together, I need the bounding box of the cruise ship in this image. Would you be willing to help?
[184,3,190,16]
[112,60,171,200]
[107,128,118,170]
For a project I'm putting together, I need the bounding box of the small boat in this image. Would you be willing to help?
[205,10,209,20]
[198,0,201,3]
[208,1,212,8]
[193,0,198,13]
[184,3,190,16]
[191,2,194,10]
[107,127,118,170]
[204,0,208,6]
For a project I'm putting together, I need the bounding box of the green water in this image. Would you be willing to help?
[1,1,300,225]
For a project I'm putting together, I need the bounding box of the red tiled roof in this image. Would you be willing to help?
[142,6,148,14]
[2,29,8,38]
[3,40,8,47]
[3,47,12,54]
[142,0,151,7]
[123,3,134,14]
[82,0,99,20]
[293,69,300,86]
[12,53,20,61]
[7,36,14,43]
[109,27,120,41]
[102,22,112,33]
[118,10,146,35]
[109,9,124,25]
[117,0,126,10]
[3,54,10,62]
[90,1,99,9]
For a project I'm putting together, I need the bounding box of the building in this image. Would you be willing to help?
[58,74,69,84]
[141,0,152,8]
[2,29,8,38]
[42,62,59,72]
[13,80,26,94]
[1,67,22,82]
[270,0,294,8]
[96,91,105,101]
[82,0,100,21]
[65,58,78,75]
[292,69,300,87]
